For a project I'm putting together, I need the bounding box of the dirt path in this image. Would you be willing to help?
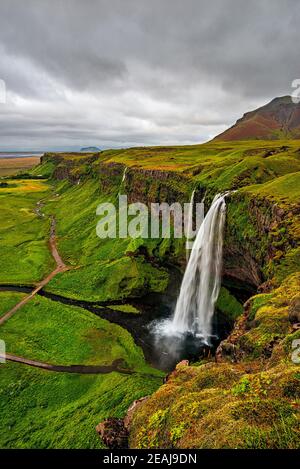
[0,202,144,376]
[0,353,133,375]
[0,214,68,326]
[49,216,66,269]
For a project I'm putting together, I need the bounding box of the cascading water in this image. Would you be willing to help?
[149,192,228,370]
[186,189,195,262]
[118,167,127,197]
[171,193,227,343]
[121,167,127,184]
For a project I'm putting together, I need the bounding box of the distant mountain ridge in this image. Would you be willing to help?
[80,146,100,152]
[214,96,300,141]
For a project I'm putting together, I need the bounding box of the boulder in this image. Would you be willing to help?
[215,341,237,363]
[288,296,300,324]
[95,418,128,449]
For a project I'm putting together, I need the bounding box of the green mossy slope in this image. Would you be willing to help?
[1,139,299,449]
[0,293,161,373]
[129,273,300,449]
[0,292,163,448]
[0,180,55,284]
[0,363,161,448]
[129,360,299,449]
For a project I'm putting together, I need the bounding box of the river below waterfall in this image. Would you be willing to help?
[0,283,233,371]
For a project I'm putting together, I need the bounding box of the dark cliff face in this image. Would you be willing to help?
[42,152,100,183]
[97,162,126,193]
[223,192,299,294]
[97,160,192,205]
[125,168,191,206]
[223,244,262,292]
[43,152,297,294]
[45,154,193,206]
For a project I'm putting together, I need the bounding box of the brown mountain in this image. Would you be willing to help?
[214,96,300,141]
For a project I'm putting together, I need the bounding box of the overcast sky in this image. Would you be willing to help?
[0,0,299,151]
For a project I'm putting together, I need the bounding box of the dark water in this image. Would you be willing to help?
[147,311,233,371]
[0,284,232,372]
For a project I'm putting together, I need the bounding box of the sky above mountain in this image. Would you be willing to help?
[0,0,299,150]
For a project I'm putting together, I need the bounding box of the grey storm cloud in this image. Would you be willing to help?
[0,0,299,150]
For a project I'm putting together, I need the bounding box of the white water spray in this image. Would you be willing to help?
[186,189,195,261]
[121,167,127,184]
[171,193,227,343]
[118,167,128,197]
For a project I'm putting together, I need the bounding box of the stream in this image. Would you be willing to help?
[0,282,235,371]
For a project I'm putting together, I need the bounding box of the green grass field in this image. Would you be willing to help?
[0,180,55,284]
[0,292,26,318]
[0,292,160,372]
[100,140,300,173]
[0,291,163,448]
[0,140,299,449]
[0,363,161,448]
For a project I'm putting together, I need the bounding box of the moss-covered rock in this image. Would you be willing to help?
[217,273,300,362]
[129,359,300,448]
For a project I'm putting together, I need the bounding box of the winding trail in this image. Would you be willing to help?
[0,200,160,375]
[0,353,133,375]
[0,216,68,326]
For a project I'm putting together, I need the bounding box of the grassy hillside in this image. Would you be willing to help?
[35,140,300,300]
[38,140,300,173]
[0,363,161,448]
[0,292,163,448]
[0,293,160,372]
[0,179,55,284]
[0,139,299,449]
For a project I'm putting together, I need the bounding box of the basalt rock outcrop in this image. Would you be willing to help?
[96,418,129,449]
[96,397,149,449]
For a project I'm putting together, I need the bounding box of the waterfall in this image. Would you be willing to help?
[186,189,195,261]
[121,167,127,184]
[118,167,127,197]
[171,193,227,344]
